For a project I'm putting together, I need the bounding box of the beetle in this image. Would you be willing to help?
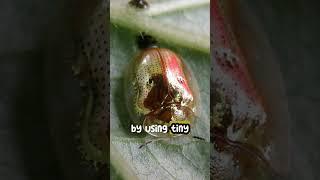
[125,33,201,140]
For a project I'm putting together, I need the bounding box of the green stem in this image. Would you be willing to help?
[110,1,210,54]
[146,0,210,16]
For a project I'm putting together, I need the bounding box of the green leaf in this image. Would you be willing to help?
[110,1,210,179]
[110,0,210,54]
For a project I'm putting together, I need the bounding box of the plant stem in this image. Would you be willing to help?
[146,0,210,16]
[110,1,210,54]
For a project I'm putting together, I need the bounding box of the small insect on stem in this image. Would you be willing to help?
[129,0,149,9]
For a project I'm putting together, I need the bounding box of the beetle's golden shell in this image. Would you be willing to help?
[125,48,200,137]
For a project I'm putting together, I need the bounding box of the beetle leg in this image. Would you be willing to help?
[192,136,206,141]
[160,94,169,106]
[139,136,171,149]
[138,140,153,149]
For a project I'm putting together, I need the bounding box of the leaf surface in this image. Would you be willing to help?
[110,1,210,179]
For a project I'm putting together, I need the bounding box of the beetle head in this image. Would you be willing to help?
[136,32,158,49]
[143,105,194,137]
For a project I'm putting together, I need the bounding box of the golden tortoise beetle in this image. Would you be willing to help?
[125,33,203,142]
